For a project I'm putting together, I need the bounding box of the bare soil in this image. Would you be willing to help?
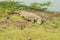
[32,11,60,19]
[0,20,33,30]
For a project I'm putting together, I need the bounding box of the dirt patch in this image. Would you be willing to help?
[0,20,33,30]
[34,12,60,20]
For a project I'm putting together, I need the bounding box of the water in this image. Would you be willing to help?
[0,0,60,12]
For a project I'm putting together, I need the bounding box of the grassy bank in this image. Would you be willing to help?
[0,13,60,40]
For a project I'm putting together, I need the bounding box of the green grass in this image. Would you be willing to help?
[0,14,60,40]
[0,26,60,40]
[9,14,25,21]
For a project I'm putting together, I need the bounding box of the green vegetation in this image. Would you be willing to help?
[0,1,51,12]
[0,1,60,40]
